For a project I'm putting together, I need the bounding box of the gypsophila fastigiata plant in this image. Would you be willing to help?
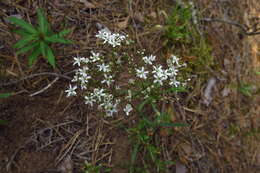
[8,8,72,67]
[65,28,189,117]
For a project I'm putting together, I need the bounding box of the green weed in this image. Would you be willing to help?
[127,97,187,173]
[83,162,111,173]
[8,8,72,67]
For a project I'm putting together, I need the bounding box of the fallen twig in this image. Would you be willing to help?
[29,77,59,96]
[201,18,260,36]
[0,71,73,87]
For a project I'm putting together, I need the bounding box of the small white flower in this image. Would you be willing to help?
[101,74,114,86]
[84,95,96,106]
[124,104,133,116]
[73,56,83,66]
[65,85,77,97]
[93,88,106,101]
[169,78,181,87]
[166,67,178,77]
[143,55,156,65]
[95,29,127,47]
[168,55,181,67]
[97,63,111,73]
[152,65,168,85]
[90,51,101,62]
[136,67,149,79]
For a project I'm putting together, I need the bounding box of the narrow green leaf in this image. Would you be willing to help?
[8,17,37,34]
[37,8,48,33]
[0,93,12,98]
[14,35,36,49]
[45,46,56,67]
[13,29,30,37]
[130,144,139,173]
[45,34,73,44]
[28,45,41,66]
[40,41,47,57]
[58,29,71,37]
[167,86,187,93]
[0,119,8,125]
[16,42,39,55]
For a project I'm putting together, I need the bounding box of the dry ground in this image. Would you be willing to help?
[0,0,259,173]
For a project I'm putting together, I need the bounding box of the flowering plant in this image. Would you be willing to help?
[65,28,188,117]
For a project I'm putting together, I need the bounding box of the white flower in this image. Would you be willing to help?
[101,74,114,86]
[136,67,149,79]
[169,78,181,87]
[97,63,111,73]
[168,55,181,67]
[84,95,96,106]
[73,56,83,66]
[93,88,106,101]
[166,67,178,77]
[65,85,77,97]
[90,51,101,62]
[124,104,133,116]
[152,65,168,85]
[143,55,156,65]
[95,29,127,47]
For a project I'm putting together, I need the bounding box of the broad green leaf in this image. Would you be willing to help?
[58,29,71,37]
[40,41,47,57]
[16,41,39,55]
[0,93,12,98]
[8,17,37,34]
[14,35,36,49]
[45,46,56,67]
[45,34,72,44]
[13,29,30,37]
[0,119,8,125]
[37,8,48,33]
[28,45,41,66]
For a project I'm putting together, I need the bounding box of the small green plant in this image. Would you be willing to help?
[0,93,12,125]
[83,162,111,173]
[127,98,187,173]
[164,4,192,44]
[8,8,72,67]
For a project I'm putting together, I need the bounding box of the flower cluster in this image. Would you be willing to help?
[95,28,127,47]
[135,54,185,87]
[65,29,187,117]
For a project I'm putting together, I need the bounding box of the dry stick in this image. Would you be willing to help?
[201,18,260,35]
[29,77,59,97]
[0,71,73,87]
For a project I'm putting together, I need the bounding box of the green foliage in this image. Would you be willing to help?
[8,8,72,67]
[238,83,254,97]
[164,4,192,43]
[83,162,111,173]
[128,98,186,173]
